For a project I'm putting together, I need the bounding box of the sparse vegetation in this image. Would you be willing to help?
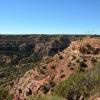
[53,62,100,99]
[28,95,65,100]
[0,89,12,100]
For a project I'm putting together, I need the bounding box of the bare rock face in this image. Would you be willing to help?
[12,70,52,100]
[94,98,100,100]
[19,43,35,51]
[34,38,71,57]
[0,55,11,64]
[71,37,100,55]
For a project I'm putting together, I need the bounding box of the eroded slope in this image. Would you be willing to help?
[10,37,100,100]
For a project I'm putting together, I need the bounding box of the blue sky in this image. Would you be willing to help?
[0,0,100,34]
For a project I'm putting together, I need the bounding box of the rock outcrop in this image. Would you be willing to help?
[10,37,100,100]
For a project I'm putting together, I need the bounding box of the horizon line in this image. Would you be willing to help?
[0,32,99,35]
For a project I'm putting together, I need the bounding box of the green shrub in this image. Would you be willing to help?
[79,61,88,68]
[30,52,41,62]
[60,74,65,78]
[91,57,97,64]
[0,90,12,100]
[51,65,56,69]
[40,84,50,94]
[59,55,63,59]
